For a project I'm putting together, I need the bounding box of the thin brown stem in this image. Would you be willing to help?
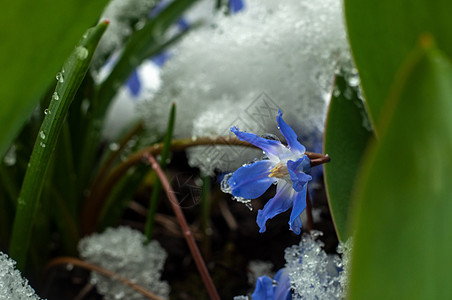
[45,257,164,300]
[145,154,220,300]
[310,154,330,167]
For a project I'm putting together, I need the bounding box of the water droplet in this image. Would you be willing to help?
[333,86,341,97]
[39,131,46,139]
[52,92,59,101]
[220,173,233,193]
[3,144,16,166]
[245,203,253,211]
[40,142,46,148]
[56,72,64,83]
[44,108,50,115]
[109,143,120,151]
[343,87,353,100]
[348,75,360,87]
[76,46,89,60]
[65,264,74,271]
[134,18,146,30]
[81,99,90,113]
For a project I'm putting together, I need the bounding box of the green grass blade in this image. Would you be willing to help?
[349,37,452,299]
[9,21,108,270]
[145,103,176,241]
[323,74,374,242]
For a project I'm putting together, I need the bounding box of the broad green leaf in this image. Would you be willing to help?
[349,38,452,299]
[323,74,374,242]
[345,0,452,130]
[0,0,108,158]
[9,22,108,270]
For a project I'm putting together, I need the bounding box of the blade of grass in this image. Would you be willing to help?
[145,103,176,241]
[9,21,108,270]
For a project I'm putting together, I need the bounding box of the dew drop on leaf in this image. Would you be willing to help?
[52,92,59,101]
[56,72,64,83]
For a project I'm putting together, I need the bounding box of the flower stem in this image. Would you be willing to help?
[145,154,220,300]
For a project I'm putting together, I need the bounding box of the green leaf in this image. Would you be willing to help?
[0,0,108,158]
[345,0,452,131]
[323,74,374,242]
[9,22,108,270]
[349,38,452,299]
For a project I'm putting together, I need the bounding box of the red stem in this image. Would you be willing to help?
[145,154,220,300]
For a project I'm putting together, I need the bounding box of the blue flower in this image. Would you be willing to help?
[252,268,292,300]
[227,110,312,234]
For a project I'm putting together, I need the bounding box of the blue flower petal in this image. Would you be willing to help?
[231,126,286,160]
[229,0,245,13]
[256,181,293,233]
[289,188,308,234]
[228,160,277,199]
[287,156,312,192]
[273,269,292,300]
[252,276,274,300]
[277,110,306,155]
[177,17,190,31]
[127,70,141,96]
[151,52,171,67]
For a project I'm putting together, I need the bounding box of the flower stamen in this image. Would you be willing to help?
[268,163,289,178]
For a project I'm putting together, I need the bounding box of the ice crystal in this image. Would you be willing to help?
[78,226,169,300]
[233,296,249,300]
[0,252,42,300]
[284,231,352,299]
[140,0,353,174]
